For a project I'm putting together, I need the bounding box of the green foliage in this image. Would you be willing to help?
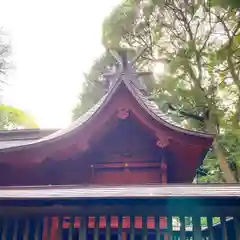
[74,0,240,182]
[210,0,240,9]
[173,217,221,228]
[0,30,38,130]
[72,52,115,120]
[0,105,38,129]
[200,217,221,227]
[199,150,224,183]
[102,0,140,48]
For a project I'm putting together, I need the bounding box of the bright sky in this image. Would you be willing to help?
[0,0,121,128]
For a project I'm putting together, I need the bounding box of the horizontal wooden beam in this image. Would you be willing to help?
[93,162,161,169]
[0,184,239,199]
[0,202,240,217]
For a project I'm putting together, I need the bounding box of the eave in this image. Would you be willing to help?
[0,184,239,200]
[0,128,58,141]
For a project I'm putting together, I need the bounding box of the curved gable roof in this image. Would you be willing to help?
[0,65,213,152]
[0,80,213,152]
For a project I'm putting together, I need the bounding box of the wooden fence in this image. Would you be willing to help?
[0,196,239,240]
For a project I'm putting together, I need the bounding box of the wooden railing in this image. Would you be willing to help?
[0,197,240,240]
[0,215,239,239]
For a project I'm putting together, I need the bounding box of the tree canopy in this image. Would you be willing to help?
[0,105,38,129]
[73,0,240,183]
[212,0,240,9]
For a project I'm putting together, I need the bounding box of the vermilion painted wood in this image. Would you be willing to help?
[0,83,210,185]
[46,216,168,240]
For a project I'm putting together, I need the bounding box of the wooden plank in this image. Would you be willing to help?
[45,217,52,240]
[234,217,240,240]
[155,216,160,240]
[34,218,41,240]
[118,216,122,240]
[68,216,74,240]
[1,204,240,217]
[78,216,87,240]
[1,184,240,200]
[57,216,63,240]
[1,218,8,240]
[94,216,99,240]
[23,219,30,240]
[179,216,185,240]
[220,216,228,240]
[130,216,135,240]
[94,162,161,169]
[207,216,214,240]
[142,216,147,240]
[13,218,19,240]
[192,216,201,240]
[167,216,173,240]
[106,216,111,240]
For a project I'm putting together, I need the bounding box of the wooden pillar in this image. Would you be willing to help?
[234,217,240,240]
[40,217,60,240]
[42,218,47,240]
[161,157,167,184]
[156,135,170,184]
[122,232,127,240]
[47,217,58,240]
[164,234,169,240]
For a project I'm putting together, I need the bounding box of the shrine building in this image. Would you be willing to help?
[0,50,239,240]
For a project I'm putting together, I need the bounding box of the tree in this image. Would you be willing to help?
[72,51,116,120]
[102,0,240,183]
[0,105,38,129]
[74,0,240,182]
[211,0,240,9]
[0,29,38,129]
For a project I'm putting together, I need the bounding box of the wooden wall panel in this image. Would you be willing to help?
[91,167,161,185]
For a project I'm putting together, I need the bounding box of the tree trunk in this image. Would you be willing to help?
[212,139,236,183]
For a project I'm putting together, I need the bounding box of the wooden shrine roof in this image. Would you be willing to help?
[0,129,58,150]
[0,184,239,200]
[0,66,213,152]
[0,129,58,141]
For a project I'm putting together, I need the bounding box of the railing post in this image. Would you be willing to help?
[78,216,87,240]
[13,218,19,240]
[23,218,30,240]
[45,217,52,240]
[155,216,160,240]
[94,216,99,240]
[57,216,63,240]
[118,216,122,240]
[1,218,8,240]
[106,216,111,240]
[234,217,240,240]
[130,216,135,240]
[179,216,185,240]
[34,217,41,240]
[220,216,228,240]
[167,215,173,240]
[207,216,214,240]
[142,216,148,240]
[192,216,202,240]
[68,216,74,240]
